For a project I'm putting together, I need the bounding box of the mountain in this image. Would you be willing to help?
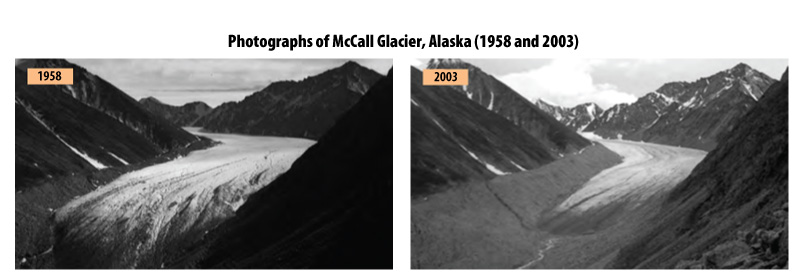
[411,66,577,196]
[185,69,393,269]
[427,59,590,153]
[585,63,776,150]
[15,60,200,189]
[195,61,383,139]
[138,97,212,126]
[611,68,788,269]
[534,99,604,131]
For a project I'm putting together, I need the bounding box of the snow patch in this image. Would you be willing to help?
[585,104,596,119]
[579,132,604,140]
[19,99,107,169]
[485,163,510,175]
[742,82,758,101]
[431,118,447,132]
[510,161,526,171]
[487,90,495,110]
[60,139,107,169]
[456,143,509,176]
[653,92,677,104]
[109,152,130,166]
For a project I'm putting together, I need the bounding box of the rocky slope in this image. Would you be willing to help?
[427,58,589,153]
[196,61,383,139]
[15,60,200,189]
[412,66,575,196]
[178,69,393,269]
[412,143,622,268]
[139,97,212,126]
[585,63,776,150]
[16,59,207,269]
[610,68,788,269]
[534,99,604,131]
[17,59,199,150]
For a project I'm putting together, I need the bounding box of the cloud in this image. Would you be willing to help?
[499,59,637,109]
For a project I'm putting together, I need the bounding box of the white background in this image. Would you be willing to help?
[3,0,799,273]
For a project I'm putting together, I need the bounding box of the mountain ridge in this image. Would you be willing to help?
[138,97,212,126]
[610,68,788,269]
[426,58,590,153]
[585,63,776,150]
[195,61,383,139]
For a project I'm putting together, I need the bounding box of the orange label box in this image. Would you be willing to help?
[422,69,469,86]
[27,68,73,85]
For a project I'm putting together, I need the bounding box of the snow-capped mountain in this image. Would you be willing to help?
[411,66,571,196]
[195,61,383,139]
[426,58,590,153]
[534,99,604,131]
[612,68,788,269]
[139,97,212,127]
[585,63,776,150]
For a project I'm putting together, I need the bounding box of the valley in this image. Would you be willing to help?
[411,59,786,269]
[53,128,314,268]
[412,138,707,269]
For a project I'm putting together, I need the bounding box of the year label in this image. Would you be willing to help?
[27,68,73,85]
[422,69,468,86]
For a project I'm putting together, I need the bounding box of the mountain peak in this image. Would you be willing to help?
[535,98,556,106]
[15,58,73,70]
[728,62,754,76]
[339,60,361,69]
[427,58,470,69]
[317,61,378,80]
[139,96,163,104]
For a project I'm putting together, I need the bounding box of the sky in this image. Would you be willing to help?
[412,58,788,109]
[70,59,392,107]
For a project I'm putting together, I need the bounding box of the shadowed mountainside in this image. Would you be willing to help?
[427,59,590,153]
[610,68,788,269]
[411,66,578,196]
[179,69,393,269]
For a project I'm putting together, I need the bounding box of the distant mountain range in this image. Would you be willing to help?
[611,68,788,269]
[138,97,212,127]
[411,64,589,196]
[583,63,776,150]
[15,59,200,189]
[534,99,603,131]
[194,61,383,139]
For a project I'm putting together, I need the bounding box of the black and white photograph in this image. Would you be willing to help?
[411,58,788,269]
[15,59,393,269]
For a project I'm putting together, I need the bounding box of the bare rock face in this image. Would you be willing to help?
[585,63,776,150]
[196,61,384,139]
[534,99,604,131]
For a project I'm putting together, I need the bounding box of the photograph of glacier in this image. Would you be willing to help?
[411,58,788,269]
[15,59,392,269]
